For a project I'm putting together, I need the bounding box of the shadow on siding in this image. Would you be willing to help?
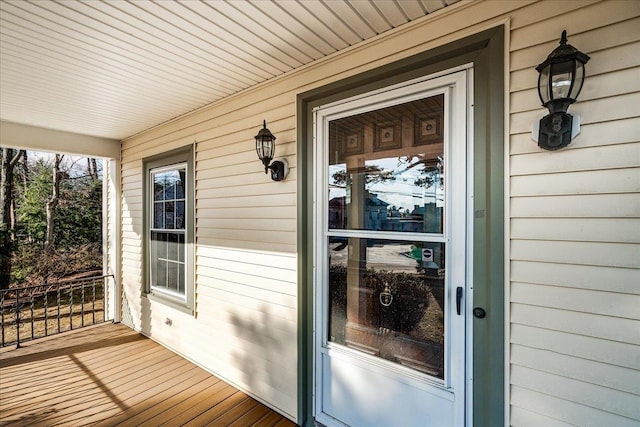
[229,305,296,417]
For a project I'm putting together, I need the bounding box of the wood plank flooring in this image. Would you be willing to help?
[0,322,296,427]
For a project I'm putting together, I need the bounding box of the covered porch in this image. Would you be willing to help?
[2,1,638,426]
[0,322,295,427]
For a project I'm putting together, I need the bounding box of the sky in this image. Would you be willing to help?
[328,156,444,212]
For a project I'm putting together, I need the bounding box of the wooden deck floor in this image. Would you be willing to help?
[0,322,296,427]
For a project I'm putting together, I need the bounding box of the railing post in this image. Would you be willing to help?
[15,290,20,348]
[81,283,85,328]
[69,284,73,331]
[44,289,48,337]
[30,289,35,341]
[57,287,61,333]
[92,280,96,324]
[1,291,5,347]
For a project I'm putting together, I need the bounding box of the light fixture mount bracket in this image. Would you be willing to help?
[268,158,288,181]
[538,111,573,150]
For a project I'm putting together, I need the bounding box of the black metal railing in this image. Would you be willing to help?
[0,275,111,348]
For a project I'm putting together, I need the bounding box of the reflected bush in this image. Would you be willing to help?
[329,265,432,333]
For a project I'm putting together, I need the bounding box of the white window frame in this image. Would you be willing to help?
[143,146,194,314]
[149,163,187,300]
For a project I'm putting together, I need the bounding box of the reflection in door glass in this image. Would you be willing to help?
[328,238,445,379]
[328,94,445,234]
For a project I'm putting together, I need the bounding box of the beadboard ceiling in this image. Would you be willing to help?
[0,0,459,141]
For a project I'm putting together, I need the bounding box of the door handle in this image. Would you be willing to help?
[456,287,463,315]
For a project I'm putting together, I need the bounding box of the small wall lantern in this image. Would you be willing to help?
[255,120,288,181]
[534,30,590,150]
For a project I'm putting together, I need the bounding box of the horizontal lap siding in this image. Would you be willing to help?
[118,1,537,420]
[509,1,640,425]
[117,0,640,424]
[120,106,299,418]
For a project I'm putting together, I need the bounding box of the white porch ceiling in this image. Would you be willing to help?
[0,0,459,141]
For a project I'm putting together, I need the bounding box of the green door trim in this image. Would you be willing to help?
[297,26,505,427]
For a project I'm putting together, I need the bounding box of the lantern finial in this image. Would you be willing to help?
[560,30,567,45]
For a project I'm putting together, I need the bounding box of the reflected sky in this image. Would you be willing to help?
[329,156,443,212]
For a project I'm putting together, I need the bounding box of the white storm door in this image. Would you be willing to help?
[313,69,471,427]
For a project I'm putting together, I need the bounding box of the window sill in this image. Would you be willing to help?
[143,292,194,316]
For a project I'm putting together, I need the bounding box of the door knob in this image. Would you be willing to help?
[473,307,486,319]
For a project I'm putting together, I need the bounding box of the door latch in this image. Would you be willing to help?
[456,287,463,315]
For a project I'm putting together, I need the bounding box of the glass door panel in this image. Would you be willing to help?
[328,238,445,378]
[328,94,445,234]
[325,93,448,381]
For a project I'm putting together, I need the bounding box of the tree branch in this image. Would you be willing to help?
[9,149,24,169]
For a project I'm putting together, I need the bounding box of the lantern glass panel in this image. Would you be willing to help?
[569,62,585,100]
[551,71,572,99]
[550,60,574,100]
[257,138,274,161]
[538,65,551,104]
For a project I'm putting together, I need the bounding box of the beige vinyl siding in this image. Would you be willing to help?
[508,1,640,425]
[120,102,299,417]
[118,0,640,424]
[119,1,522,418]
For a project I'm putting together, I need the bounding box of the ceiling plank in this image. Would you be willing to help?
[349,0,393,34]
[0,0,456,140]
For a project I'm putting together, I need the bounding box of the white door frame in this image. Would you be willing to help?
[312,65,474,426]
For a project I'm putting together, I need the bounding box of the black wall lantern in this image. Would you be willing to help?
[534,30,590,150]
[255,120,288,181]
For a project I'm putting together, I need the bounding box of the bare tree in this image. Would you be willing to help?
[87,157,99,180]
[0,147,24,289]
[44,154,64,251]
[19,150,28,192]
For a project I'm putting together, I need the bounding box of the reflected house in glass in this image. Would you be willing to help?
[410,203,443,234]
[328,192,442,233]
[328,192,389,230]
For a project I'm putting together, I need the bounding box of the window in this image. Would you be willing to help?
[143,146,194,312]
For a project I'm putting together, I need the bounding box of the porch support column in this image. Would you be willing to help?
[103,158,121,322]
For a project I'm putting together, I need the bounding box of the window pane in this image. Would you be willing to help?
[178,233,185,262]
[178,263,185,294]
[175,201,185,229]
[168,262,179,292]
[151,231,167,259]
[165,201,175,230]
[153,202,164,229]
[165,170,182,199]
[328,94,445,234]
[150,231,185,296]
[167,233,179,261]
[328,238,445,378]
[154,260,167,289]
[159,232,168,259]
[153,173,165,201]
[176,170,185,199]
